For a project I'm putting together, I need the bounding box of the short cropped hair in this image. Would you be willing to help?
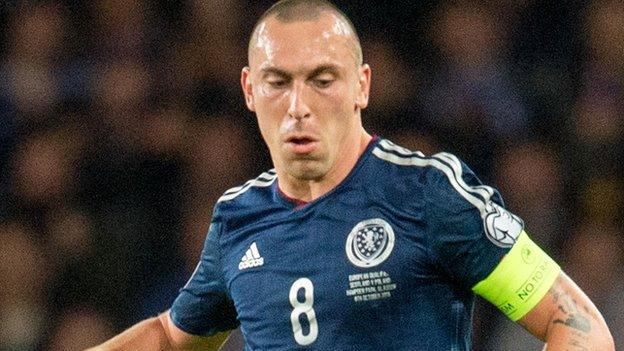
[248,0,363,65]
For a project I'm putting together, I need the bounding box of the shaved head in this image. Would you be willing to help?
[240,0,372,196]
[248,0,363,66]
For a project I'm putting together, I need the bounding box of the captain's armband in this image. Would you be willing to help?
[472,231,561,321]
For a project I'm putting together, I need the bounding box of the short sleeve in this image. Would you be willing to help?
[425,152,525,290]
[169,211,239,335]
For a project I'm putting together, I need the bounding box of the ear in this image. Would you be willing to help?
[241,66,255,111]
[355,64,371,110]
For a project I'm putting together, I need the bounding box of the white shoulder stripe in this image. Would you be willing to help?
[223,170,276,195]
[379,139,425,157]
[378,140,495,206]
[223,170,275,195]
[372,146,491,217]
[433,152,495,202]
[218,171,277,203]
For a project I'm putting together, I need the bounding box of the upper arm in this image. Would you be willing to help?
[424,152,519,289]
[169,209,239,337]
[415,151,613,348]
[160,311,231,350]
[518,271,613,348]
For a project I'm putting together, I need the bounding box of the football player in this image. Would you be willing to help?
[87,1,614,350]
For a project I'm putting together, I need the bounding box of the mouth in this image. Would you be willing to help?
[288,136,315,144]
[285,135,318,154]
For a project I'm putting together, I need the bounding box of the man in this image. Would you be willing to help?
[88,0,614,350]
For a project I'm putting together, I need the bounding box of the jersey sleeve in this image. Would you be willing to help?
[169,209,239,335]
[424,152,523,289]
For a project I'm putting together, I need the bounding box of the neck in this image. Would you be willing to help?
[278,129,372,203]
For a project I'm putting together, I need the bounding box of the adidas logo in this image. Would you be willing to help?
[238,242,264,270]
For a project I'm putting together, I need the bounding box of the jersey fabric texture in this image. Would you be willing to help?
[170,137,523,351]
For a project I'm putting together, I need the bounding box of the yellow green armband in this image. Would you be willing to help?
[472,230,561,321]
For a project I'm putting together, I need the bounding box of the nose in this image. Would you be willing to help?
[287,82,311,120]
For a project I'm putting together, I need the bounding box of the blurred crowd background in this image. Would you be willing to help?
[0,0,622,350]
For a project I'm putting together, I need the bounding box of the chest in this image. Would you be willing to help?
[219,202,441,348]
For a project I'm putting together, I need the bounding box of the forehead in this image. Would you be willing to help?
[249,13,358,73]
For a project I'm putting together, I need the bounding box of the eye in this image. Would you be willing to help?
[312,78,334,88]
[267,79,287,88]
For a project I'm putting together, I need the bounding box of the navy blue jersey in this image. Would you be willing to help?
[170,137,523,350]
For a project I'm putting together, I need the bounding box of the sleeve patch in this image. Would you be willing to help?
[483,202,524,248]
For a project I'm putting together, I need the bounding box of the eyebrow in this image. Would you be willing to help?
[260,64,341,78]
[308,64,340,77]
[260,67,290,78]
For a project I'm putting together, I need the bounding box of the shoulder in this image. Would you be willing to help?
[369,138,438,183]
[371,138,470,190]
[211,169,279,235]
[371,138,461,181]
[215,169,277,208]
[371,138,499,212]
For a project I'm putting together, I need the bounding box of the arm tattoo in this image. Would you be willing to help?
[565,330,591,350]
[537,279,608,350]
[552,293,591,333]
[546,284,592,333]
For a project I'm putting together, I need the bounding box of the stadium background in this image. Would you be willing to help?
[0,0,622,349]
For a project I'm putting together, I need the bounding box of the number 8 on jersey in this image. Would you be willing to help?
[289,278,318,346]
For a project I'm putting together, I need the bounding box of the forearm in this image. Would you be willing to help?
[85,314,172,351]
[543,320,613,351]
[537,275,614,351]
[541,302,614,350]
[86,311,231,351]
